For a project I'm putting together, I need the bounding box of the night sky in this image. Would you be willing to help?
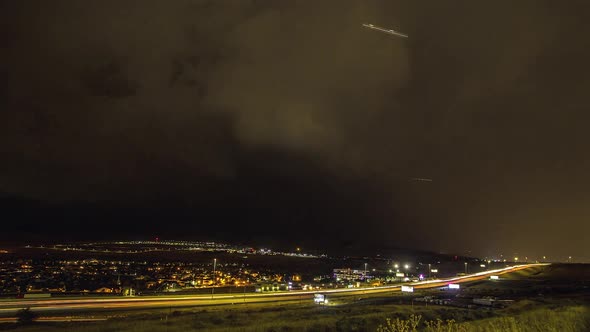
[1,1,589,260]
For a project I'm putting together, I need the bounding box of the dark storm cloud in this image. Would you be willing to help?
[1,1,589,259]
[1,1,408,195]
[81,60,139,98]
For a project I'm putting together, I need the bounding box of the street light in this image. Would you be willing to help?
[211,258,217,298]
[213,258,217,283]
[404,264,409,270]
[464,262,468,274]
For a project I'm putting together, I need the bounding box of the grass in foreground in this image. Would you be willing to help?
[377,306,588,332]
[1,300,588,332]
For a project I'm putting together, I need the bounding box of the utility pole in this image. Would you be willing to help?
[211,258,217,299]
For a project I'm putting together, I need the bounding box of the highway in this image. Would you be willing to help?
[0,263,546,316]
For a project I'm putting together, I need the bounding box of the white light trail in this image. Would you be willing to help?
[362,23,408,38]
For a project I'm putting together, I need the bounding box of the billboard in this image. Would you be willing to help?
[401,285,414,292]
[314,293,327,304]
[448,283,460,289]
[395,272,405,277]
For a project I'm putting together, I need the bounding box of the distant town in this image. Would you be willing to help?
[0,240,568,299]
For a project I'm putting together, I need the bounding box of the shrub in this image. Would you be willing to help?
[377,314,421,332]
[424,318,468,332]
[16,307,38,325]
[16,308,38,324]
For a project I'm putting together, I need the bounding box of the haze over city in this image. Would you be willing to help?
[2,1,589,261]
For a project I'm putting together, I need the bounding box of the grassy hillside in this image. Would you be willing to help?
[2,301,588,332]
